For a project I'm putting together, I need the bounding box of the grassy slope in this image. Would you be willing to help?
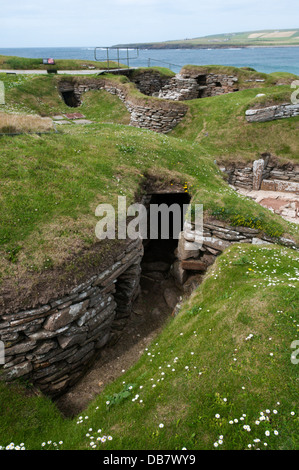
[172,66,299,164]
[1,71,297,278]
[116,29,299,48]
[1,244,298,450]
[171,85,299,165]
[0,66,298,450]
[1,125,298,283]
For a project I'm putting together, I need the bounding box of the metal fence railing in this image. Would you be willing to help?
[94,47,183,72]
[94,47,139,69]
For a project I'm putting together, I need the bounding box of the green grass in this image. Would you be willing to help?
[0,73,72,116]
[1,123,298,283]
[0,70,298,284]
[79,89,130,124]
[0,244,298,450]
[0,72,184,118]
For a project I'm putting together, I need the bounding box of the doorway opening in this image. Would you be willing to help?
[136,191,191,316]
[60,89,81,108]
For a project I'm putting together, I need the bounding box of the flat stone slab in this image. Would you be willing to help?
[52,115,65,120]
[53,120,71,125]
[64,113,86,120]
[181,259,207,271]
[237,188,299,224]
[72,119,93,125]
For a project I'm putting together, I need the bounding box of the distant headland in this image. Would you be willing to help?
[113,28,299,49]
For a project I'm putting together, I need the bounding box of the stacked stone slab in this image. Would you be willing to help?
[0,238,143,397]
[129,71,171,96]
[103,68,239,102]
[158,71,239,101]
[246,103,299,123]
[127,103,186,133]
[58,79,188,134]
[220,156,299,193]
[172,217,297,289]
[158,75,201,101]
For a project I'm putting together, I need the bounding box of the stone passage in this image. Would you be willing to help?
[0,239,143,397]
[245,103,299,123]
[58,78,188,133]
[0,186,194,397]
[129,70,171,97]
[125,68,239,102]
[140,190,191,312]
[59,82,81,108]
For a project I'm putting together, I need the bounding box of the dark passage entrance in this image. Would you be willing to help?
[55,191,192,416]
[143,191,191,265]
[137,191,191,314]
[196,75,208,98]
[196,75,207,86]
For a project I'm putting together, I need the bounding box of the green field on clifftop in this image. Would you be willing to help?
[115,29,299,49]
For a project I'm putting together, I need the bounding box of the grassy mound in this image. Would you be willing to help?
[171,84,299,164]
[1,125,298,291]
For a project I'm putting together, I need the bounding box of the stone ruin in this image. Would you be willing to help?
[220,155,299,224]
[128,68,239,101]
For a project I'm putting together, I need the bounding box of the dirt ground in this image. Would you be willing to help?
[55,265,183,418]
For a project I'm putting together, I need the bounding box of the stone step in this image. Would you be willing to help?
[261,179,299,193]
[181,260,207,271]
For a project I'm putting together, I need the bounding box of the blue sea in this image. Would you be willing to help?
[0,46,299,75]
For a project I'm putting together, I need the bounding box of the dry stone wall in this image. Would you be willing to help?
[220,155,299,192]
[158,72,239,101]
[246,103,299,123]
[0,238,143,397]
[108,68,239,101]
[129,71,171,97]
[58,79,187,133]
[172,217,297,292]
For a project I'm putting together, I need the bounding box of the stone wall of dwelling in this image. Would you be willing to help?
[0,238,143,397]
[102,69,239,101]
[220,155,299,192]
[157,72,239,101]
[171,217,297,289]
[245,103,299,123]
[129,71,172,97]
[58,79,187,133]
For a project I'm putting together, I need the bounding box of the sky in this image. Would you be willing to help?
[1,0,299,47]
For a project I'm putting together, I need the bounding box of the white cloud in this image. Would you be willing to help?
[0,0,298,47]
